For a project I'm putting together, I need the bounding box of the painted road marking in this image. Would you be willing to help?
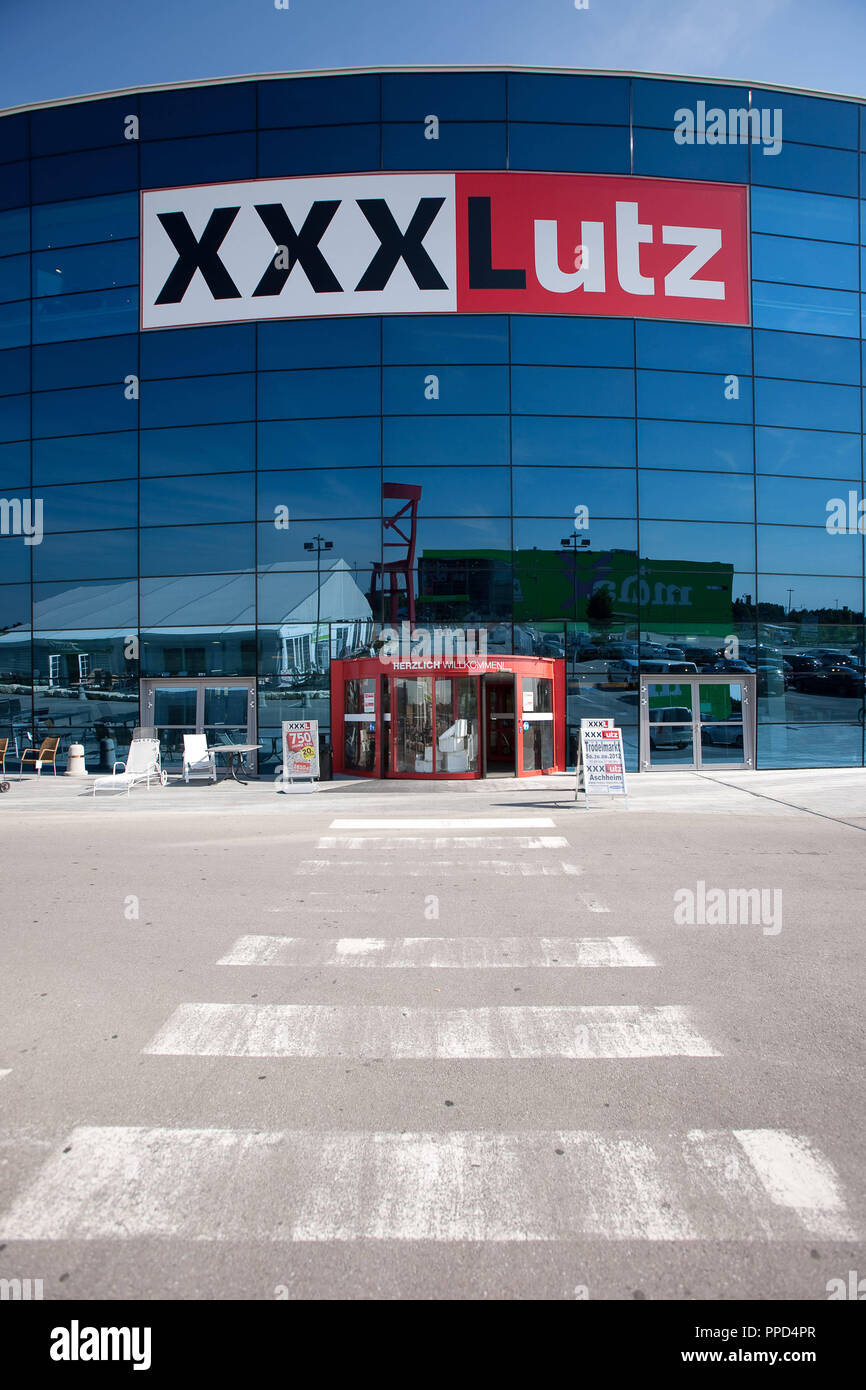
[1,1127,855,1242]
[0,1070,10,1081]
[143,1003,718,1058]
[217,935,656,968]
[316,835,569,850]
[329,818,557,830]
[296,859,582,876]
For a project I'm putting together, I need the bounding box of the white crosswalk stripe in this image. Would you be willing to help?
[217,934,656,968]
[142,1003,718,1058]
[316,835,569,850]
[1,1126,856,1243]
[296,858,583,876]
[329,818,557,829]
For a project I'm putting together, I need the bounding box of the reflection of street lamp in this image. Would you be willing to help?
[304,535,333,672]
[786,588,794,615]
[561,533,591,669]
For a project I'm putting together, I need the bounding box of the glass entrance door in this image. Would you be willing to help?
[640,675,754,770]
[141,679,256,771]
[483,675,516,775]
[389,675,479,777]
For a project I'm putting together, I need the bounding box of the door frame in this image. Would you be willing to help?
[481,672,517,778]
[140,678,257,772]
[639,673,755,771]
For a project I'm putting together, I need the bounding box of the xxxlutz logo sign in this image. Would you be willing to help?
[141,172,750,329]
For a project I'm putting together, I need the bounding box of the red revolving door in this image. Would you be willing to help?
[331,655,565,780]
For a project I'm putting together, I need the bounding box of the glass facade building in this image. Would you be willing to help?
[1,67,865,775]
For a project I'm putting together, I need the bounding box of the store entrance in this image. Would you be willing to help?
[640,674,755,770]
[483,675,516,776]
[140,679,257,772]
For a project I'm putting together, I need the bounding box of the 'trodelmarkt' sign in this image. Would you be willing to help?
[141,172,749,330]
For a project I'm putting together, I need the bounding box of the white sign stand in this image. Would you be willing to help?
[576,718,629,808]
[278,720,320,793]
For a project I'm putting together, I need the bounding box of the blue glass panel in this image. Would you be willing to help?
[756,573,861,610]
[633,126,748,182]
[0,394,29,442]
[384,415,509,468]
[258,367,380,419]
[0,538,29,582]
[383,123,506,170]
[33,288,138,343]
[514,466,634,517]
[31,148,139,204]
[0,300,28,350]
[640,519,755,569]
[637,370,752,423]
[257,567,377,622]
[31,193,138,250]
[257,74,380,128]
[141,422,254,477]
[257,467,380,519]
[140,324,254,379]
[756,426,860,479]
[0,584,30,636]
[34,432,138,485]
[756,377,860,431]
[513,517,635,555]
[757,724,863,770]
[257,520,379,572]
[750,186,858,243]
[750,232,858,290]
[507,74,628,125]
[141,374,255,429]
[33,578,137,628]
[257,126,379,178]
[753,328,859,385]
[140,82,256,139]
[140,574,255,626]
[0,254,28,303]
[635,321,751,375]
[30,96,132,155]
[139,627,256,677]
[512,416,635,468]
[0,113,27,164]
[751,141,857,197]
[140,132,256,189]
[0,346,29,394]
[382,365,508,414]
[632,79,750,130]
[33,335,138,390]
[382,72,505,122]
[0,162,28,212]
[383,466,511,516]
[140,473,254,527]
[757,524,861,575]
[752,281,859,337]
[32,239,137,296]
[757,475,856,525]
[32,384,135,439]
[414,515,511,551]
[383,315,506,364]
[258,417,380,471]
[639,470,754,522]
[637,419,753,472]
[0,207,29,256]
[750,90,858,150]
[39,480,137,531]
[510,316,632,367]
[140,523,254,575]
[513,366,633,416]
[508,124,629,174]
[0,440,29,488]
[33,529,137,581]
[258,317,379,371]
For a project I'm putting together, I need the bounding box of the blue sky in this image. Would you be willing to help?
[1,0,865,110]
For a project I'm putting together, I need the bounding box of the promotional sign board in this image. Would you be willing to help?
[282,719,320,779]
[577,718,627,805]
[141,172,749,329]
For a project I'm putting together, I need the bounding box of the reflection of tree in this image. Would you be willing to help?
[586,589,613,631]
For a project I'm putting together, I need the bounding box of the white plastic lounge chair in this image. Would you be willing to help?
[92,738,165,796]
[183,733,216,783]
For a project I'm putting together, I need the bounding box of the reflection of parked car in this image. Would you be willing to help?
[649,707,692,749]
[608,659,640,688]
[787,665,863,697]
[709,658,755,674]
[681,647,723,668]
[756,662,785,697]
[701,720,744,747]
[539,635,565,657]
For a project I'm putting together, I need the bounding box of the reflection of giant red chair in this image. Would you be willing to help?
[370,482,422,624]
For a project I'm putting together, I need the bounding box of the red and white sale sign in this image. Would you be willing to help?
[142,171,749,328]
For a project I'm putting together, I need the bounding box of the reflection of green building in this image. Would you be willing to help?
[419,549,734,631]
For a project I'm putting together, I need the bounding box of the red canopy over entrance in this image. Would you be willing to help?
[331,654,565,779]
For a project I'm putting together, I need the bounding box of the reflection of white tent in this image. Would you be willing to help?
[276,559,373,672]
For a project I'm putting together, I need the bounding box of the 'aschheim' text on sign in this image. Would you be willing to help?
[141,171,750,329]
